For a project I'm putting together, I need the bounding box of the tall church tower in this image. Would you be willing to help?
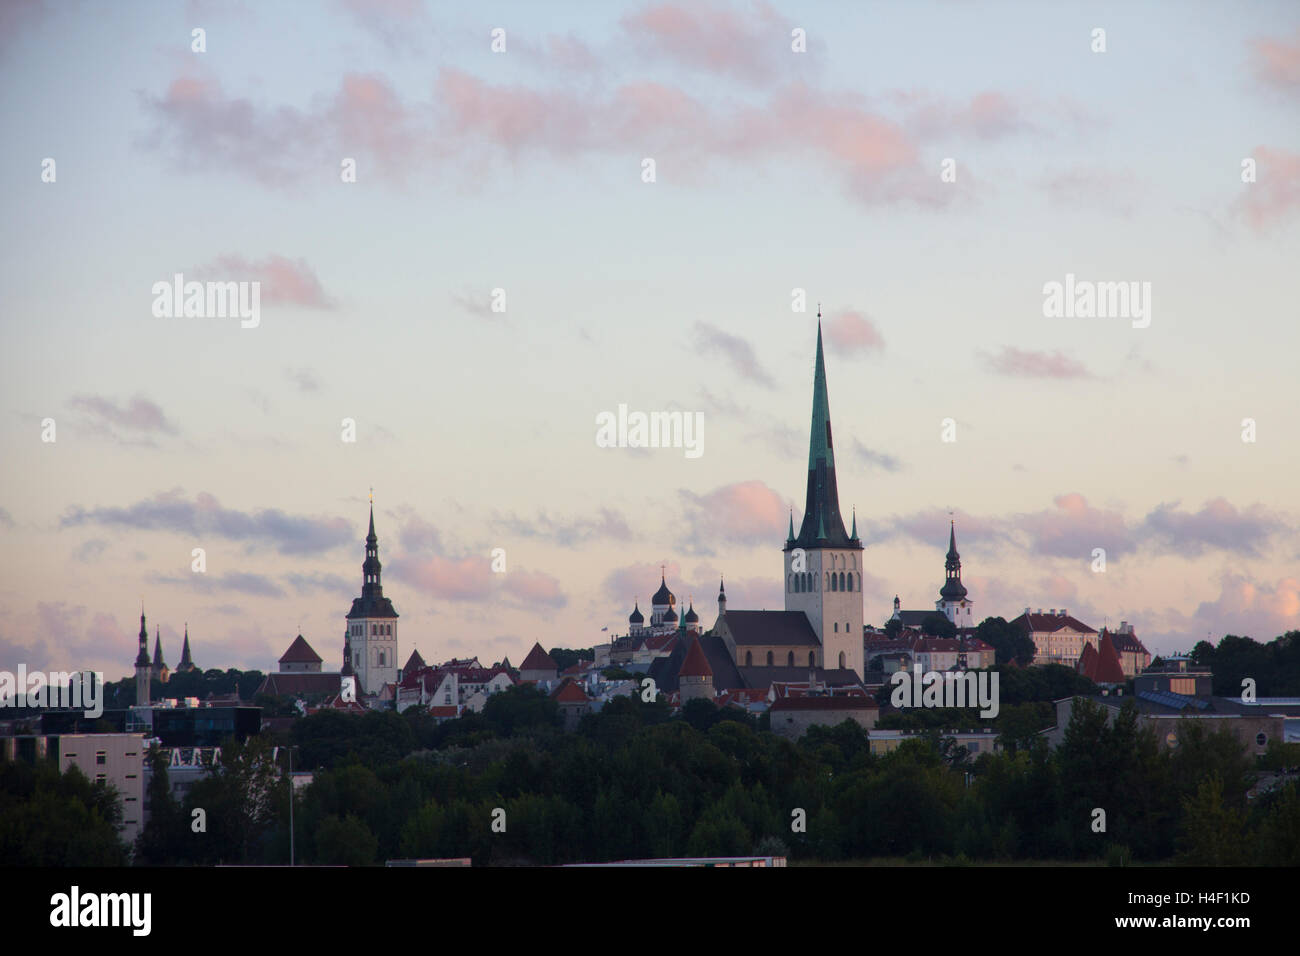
[344,495,399,695]
[784,321,864,677]
[135,607,152,706]
[936,521,974,628]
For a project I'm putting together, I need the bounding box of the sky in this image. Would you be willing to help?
[1,0,1297,682]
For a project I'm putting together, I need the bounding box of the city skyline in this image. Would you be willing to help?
[2,0,1298,679]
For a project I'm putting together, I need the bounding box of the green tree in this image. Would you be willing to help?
[316,814,378,866]
[1177,774,1247,865]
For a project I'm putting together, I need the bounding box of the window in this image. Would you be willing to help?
[745,652,752,666]
[766,651,774,666]
[830,574,837,592]
[834,623,839,632]
[96,752,106,765]
[838,652,846,669]
[1256,732,1267,746]
[787,651,794,666]
[808,652,815,667]
[386,624,392,636]
[371,624,377,636]
[846,574,853,592]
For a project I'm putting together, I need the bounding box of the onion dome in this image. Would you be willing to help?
[629,601,644,625]
[663,606,678,623]
[652,573,675,606]
[683,602,699,624]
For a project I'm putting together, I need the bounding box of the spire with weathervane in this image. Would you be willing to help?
[789,318,859,552]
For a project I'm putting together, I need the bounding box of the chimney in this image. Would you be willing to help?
[1037,609,1043,614]
[1060,608,1067,617]
[1024,607,1031,615]
[1049,609,1055,616]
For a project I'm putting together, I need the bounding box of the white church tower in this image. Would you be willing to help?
[344,494,399,695]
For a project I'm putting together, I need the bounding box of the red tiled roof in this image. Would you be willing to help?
[679,637,714,678]
[279,634,322,664]
[427,705,459,717]
[520,643,557,671]
[1094,632,1126,683]
[551,680,590,703]
[1078,641,1100,680]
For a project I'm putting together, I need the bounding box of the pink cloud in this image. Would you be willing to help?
[1016,493,1136,559]
[200,254,336,308]
[504,570,567,608]
[621,1,794,84]
[983,347,1094,380]
[393,554,492,602]
[824,309,884,355]
[1237,146,1300,233]
[680,480,788,550]
[69,394,177,434]
[1251,28,1300,98]
[1193,574,1300,640]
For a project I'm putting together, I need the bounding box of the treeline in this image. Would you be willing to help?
[0,759,128,865]
[1191,632,1300,696]
[130,687,1300,866]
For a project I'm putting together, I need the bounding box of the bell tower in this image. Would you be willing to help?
[344,491,399,694]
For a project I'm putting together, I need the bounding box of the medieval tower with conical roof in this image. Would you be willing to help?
[783,321,864,676]
[345,496,399,695]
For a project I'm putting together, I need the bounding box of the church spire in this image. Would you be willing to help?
[180,624,194,670]
[939,520,967,600]
[361,492,384,598]
[153,628,165,668]
[790,321,857,550]
[136,607,151,666]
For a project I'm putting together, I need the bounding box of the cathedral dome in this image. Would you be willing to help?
[652,575,675,606]
[683,603,699,623]
[629,602,644,625]
[663,606,678,623]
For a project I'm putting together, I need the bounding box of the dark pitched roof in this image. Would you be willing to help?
[279,635,323,664]
[256,672,342,697]
[895,610,934,626]
[723,610,821,647]
[520,642,557,671]
[403,649,426,673]
[646,633,744,693]
[346,594,399,620]
[1108,629,1149,656]
[1010,612,1096,634]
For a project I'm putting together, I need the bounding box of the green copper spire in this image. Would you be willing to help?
[851,507,858,539]
[787,510,795,542]
[807,322,835,473]
[790,319,859,551]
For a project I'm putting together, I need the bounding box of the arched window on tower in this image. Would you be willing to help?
[846,573,853,592]
[745,651,752,666]
[808,652,816,667]
[839,651,846,669]
[825,573,831,591]
[766,651,774,666]
[787,651,794,666]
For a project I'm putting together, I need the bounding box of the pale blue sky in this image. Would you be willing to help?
[1,0,1297,678]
